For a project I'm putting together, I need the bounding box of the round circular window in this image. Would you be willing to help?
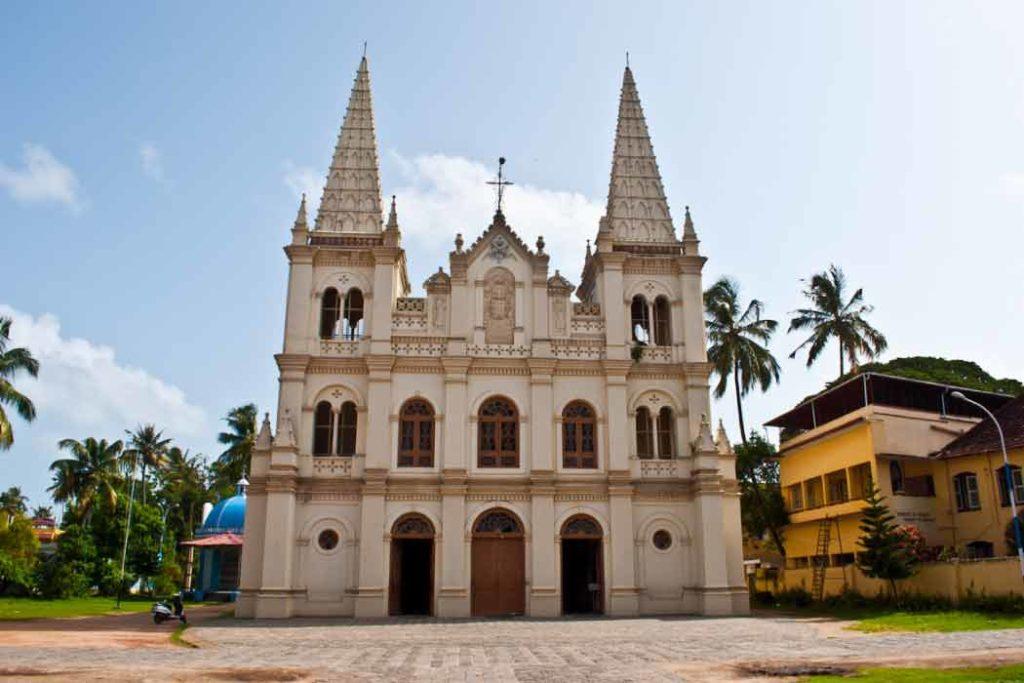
[652,529,673,551]
[317,529,340,551]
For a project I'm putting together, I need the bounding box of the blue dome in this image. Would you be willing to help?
[199,487,247,536]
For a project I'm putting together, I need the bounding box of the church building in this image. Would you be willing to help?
[236,55,748,619]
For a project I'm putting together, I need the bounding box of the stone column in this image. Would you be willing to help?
[529,475,558,616]
[255,465,298,618]
[282,245,314,354]
[354,474,388,617]
[368,250,398,356]
[600,253,628,361]
[437,358,470,616]
[607,477,639,615]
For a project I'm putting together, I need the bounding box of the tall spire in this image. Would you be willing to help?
[315,55,384,233]
[291,193,309,245]
[603,65,677,245]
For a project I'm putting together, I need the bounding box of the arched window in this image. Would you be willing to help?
[953,472,981,512]
[630,295,650,343]
[653,296,671,346]
[996,465,1024,507]
[656,407,675,459]
[562,401,597,469]
[890,461,904,494]
[343,288,364,340]
[320,288,341,339]
[398,399,434,467]
[635,407,654,459]
[313,401,333,456]
[478,397,518,468]
[337,401,357,456]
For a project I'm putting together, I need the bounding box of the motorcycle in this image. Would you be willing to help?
[151,594,187,625]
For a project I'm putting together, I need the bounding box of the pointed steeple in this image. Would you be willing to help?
[315,55,384,233]
[255,412,273,451]
[291,193,308,245]
[715,419,733,456]
[386,194,398,230]
[682,205,700,255]
[603,65,677,245]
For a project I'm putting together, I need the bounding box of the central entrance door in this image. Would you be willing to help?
[389,514,434,616]
[471,509,525,616]
[560,515,604,615]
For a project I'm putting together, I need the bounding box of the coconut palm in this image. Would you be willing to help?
[0,317,40,450]
[159,446,209,542]
[124,424,171,505]
[31,505,54,520]
[49,437,124,523]
[212,403,257,494]
[704,277,781,444]
[788,264,888,377]
[1,486,29,522]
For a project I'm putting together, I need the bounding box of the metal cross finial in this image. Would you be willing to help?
[362,41,367,58]
[626,51,630,68]
[486,156,514,214]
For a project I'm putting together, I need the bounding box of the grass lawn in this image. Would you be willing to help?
[807,664,1024,681]
[852,610,1024,633]
[0,596,157,620]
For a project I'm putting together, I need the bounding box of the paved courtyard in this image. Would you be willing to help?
[3,612,1024,681]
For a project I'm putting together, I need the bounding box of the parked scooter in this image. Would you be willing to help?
[151,593,187,625]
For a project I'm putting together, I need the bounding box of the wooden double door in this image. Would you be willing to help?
[471,509,526,616]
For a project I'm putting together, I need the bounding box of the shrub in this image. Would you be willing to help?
[774,587,813,608]
[751,590,775,607]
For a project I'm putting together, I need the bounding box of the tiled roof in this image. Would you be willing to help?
[937,394,1024,458]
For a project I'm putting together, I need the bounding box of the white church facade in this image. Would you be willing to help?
[236,56,749,619]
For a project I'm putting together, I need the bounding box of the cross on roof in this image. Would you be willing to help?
[486,156,514,215]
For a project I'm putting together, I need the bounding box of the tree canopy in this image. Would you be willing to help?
[836,356,1022,396]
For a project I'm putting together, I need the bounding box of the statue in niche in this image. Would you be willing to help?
[432,295,447,331]
[484,267,515,344]
[553,298,567,336]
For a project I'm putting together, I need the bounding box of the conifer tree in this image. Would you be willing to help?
[857,486,917,602]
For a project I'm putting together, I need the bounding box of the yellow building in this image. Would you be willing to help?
[933,394,1024,559]
[765,373,1013,593]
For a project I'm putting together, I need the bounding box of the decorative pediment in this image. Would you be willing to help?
[463,211,536,266]
[547,270,574,294]
[423,267,451,292]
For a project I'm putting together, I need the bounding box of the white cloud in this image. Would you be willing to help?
[387,153,604,291]
[0,304,208,441]
[139,143,165,182]
[0,144,81,209]
[998,172,1024,198]
[283,161,322,206]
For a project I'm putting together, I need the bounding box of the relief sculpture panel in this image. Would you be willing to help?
[484,267,515,345]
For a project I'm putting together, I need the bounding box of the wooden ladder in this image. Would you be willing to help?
[811,517,831,601]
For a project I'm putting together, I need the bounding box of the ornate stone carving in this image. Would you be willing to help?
[488,234,511,262]
[483,267,515,344]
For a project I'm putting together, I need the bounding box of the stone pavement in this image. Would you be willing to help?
[3,612,1024,681]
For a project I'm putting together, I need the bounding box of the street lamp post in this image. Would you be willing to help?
[116,449,139,609]
[950,391,1024,579]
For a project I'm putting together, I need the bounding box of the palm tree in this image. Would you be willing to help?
[1,486,29,523]
[704,277,781,444]
[49,437,124,523]
[124,424,171,505]
[0,317,40,450]
[31,505,54,520]
[213,404,257,493]
[788,264,888,377]
[159,446,209,542]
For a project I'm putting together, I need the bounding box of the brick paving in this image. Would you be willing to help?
[3,613,1024,680]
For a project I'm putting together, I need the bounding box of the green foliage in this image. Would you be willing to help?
[0,316,40,450]
[210,403,257,498]
[48,437,125,521]
[857,487,919,599]
[1,486,29,517]
[789,264,888,377]
[734,434,788,554]
[704,277,780,442]
[772,586,813,607]
[808,664,1024,682]
[0,512,39,595]
[34,524,95,598]
[835,356,1023,396]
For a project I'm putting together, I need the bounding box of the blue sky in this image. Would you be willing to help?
[3,1,1023,509]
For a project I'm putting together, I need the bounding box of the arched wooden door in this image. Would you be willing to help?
[560,515,604,614]
[389,514,434,616]
[471,509,525,616]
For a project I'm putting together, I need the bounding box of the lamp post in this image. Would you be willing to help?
[950,391,1024,579]
[116,449,139,609]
